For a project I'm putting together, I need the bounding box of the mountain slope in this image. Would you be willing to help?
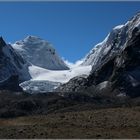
[57,12,140,97]
[0,37,31,82]
[12,36,69,70]
[86,12,140,97]
[82,12,140,70]
[0,37,31,91]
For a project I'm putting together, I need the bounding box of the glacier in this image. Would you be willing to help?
[19,64,92,93]
[20,80,61,94]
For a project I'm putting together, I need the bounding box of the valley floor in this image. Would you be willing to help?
[0,106,140,139]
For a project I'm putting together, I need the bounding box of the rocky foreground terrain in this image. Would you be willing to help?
[0,106,140,139]
[0,91,139,138]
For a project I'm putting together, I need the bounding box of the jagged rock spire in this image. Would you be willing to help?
[0,36,6,47]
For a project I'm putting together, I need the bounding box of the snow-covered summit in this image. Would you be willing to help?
[12,36,69,70]
[113,25,124,30]
[82,12,140,69]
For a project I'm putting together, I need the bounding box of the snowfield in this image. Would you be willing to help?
[29,65,92,83]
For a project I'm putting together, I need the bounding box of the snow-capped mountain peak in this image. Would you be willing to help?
[24,35,42,41]
[82,12,140,69]
[12,36,69,70]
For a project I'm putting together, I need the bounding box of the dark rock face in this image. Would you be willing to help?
[111,32,140,97]
[0,75,22,91]
[0,37,31,91]
[55,75,88,92]
[0,37,6,48]
[88,31,139,96]
[86,31,140,97]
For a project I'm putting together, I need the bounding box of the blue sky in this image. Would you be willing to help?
[0,2,140,62]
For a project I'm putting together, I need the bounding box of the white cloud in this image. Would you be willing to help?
[62,57,84,68]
